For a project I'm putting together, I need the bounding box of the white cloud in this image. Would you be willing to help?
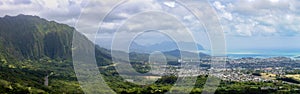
[163,1,175,8]
[213,1,233,21]
[1,0,300,50]
[213,1,225,10]
[0,0,84,27]
[234,24,253,36]
[210,0,300,37]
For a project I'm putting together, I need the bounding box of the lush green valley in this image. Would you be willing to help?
[0,15,299,94]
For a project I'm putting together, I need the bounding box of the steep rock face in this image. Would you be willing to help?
[0,14,115,93]
[0,14,113,66]
[0,14,74,60]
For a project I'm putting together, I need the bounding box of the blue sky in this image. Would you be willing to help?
[0,0,300,52]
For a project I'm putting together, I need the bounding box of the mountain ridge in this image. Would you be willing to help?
[0,14,75,60]
[130,41,204,53]
[0,14,114,93]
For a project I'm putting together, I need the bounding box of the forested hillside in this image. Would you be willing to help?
[0,14,74,60]
[0,15,299,94]
[0,14,107,93]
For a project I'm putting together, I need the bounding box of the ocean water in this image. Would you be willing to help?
[226,49,300,59]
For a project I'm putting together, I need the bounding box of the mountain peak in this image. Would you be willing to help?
[2,14,40,19]
[0,15,75,60]
[129,41,204,53]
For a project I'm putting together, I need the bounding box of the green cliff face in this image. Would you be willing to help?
[0,14,100,93]
[0,14,74,60]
